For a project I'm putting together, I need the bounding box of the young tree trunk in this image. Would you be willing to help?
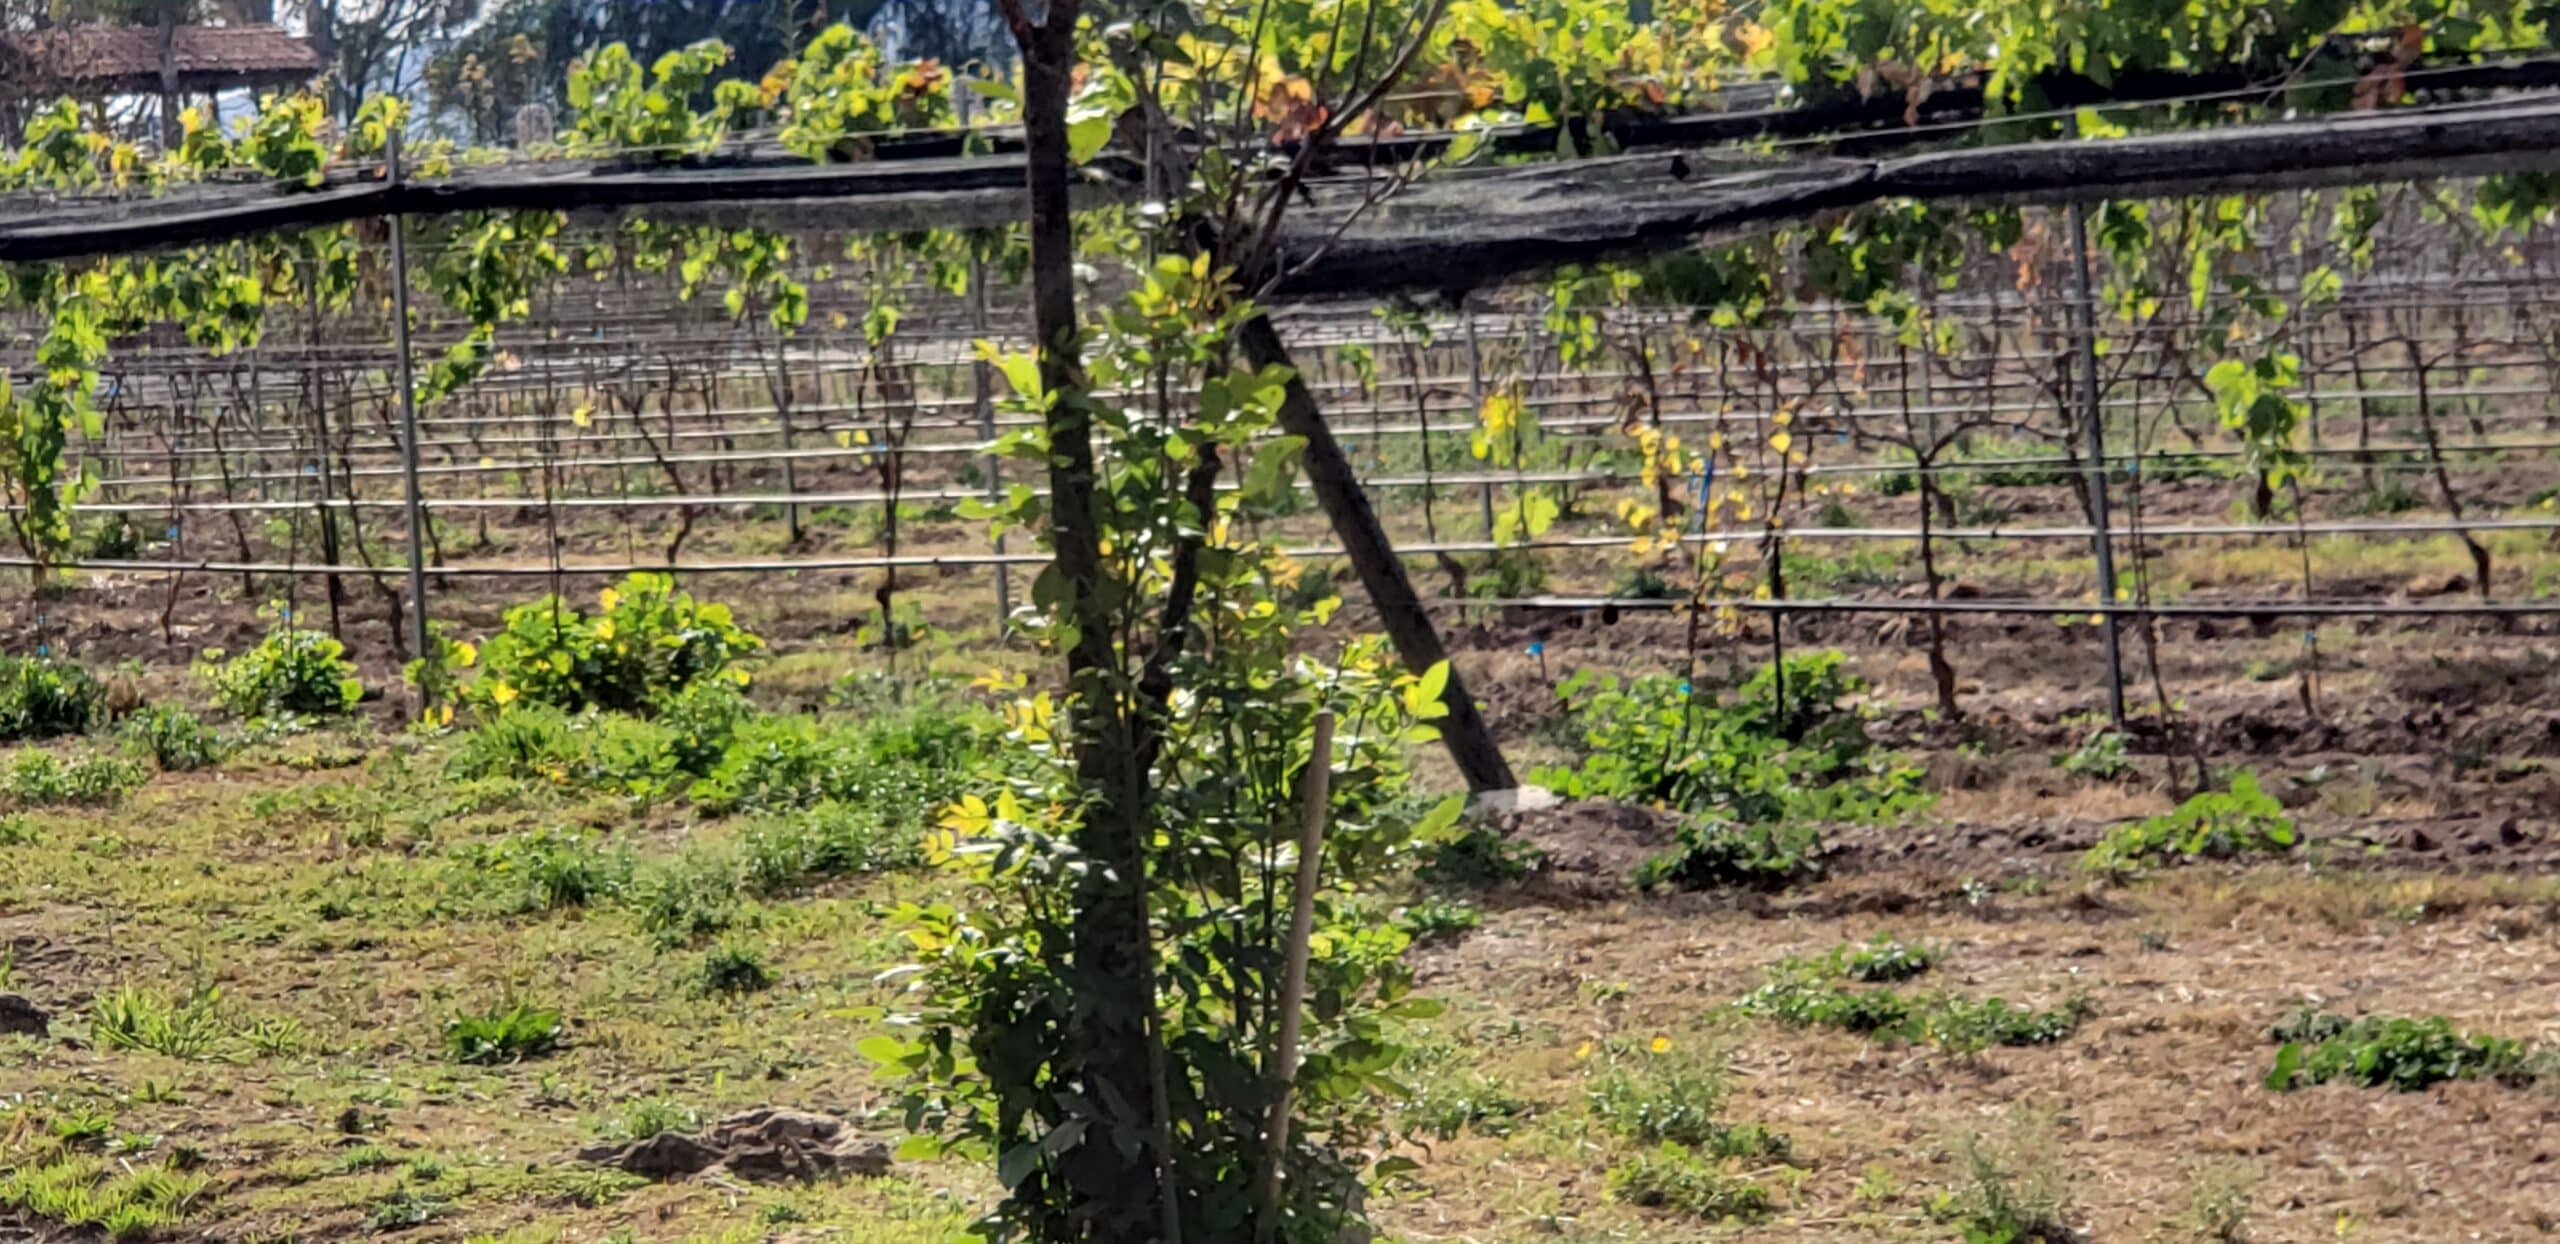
[1235,313,1518,793]
[1013,20,1169,1240]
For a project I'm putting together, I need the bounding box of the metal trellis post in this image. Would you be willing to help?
[387,129,433,685]
[2066,196,2129,730]
[1463,303,1499,535]
[969,260,1011,628]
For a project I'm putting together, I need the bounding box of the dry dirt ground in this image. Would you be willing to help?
[1390,856,2560,1243]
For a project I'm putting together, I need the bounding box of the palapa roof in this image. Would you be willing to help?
[0,24,319,96]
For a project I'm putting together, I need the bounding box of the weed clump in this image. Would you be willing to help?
[1,749,146,808]
[1631,820,1819,891]
[198,622,363,719]
[1414,821,1545,887]
[0,657,101,741]
[1540,653,1924,893]
[2265,1005,2537,1092]
[1538,653,1922,824]
[2084,772,2294,877]
[1736,945,2085,1053]
[460,573,762,715]
[1393,1039,1529,1140]
[2054,728,2131,781]
[449,828,631,914]
[115,706,227,772]
[695,942,774,996]
[1584,1038,1788,1158]
[90,986,228,1059]
[0,1148,207,1241]
[1605,1142,1771,1221]
[444,1002,564,1064]
[1938,1115,2075,1243]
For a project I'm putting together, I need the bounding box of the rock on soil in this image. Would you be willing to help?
[0,994,47,1038]
[577,1107,890,1182]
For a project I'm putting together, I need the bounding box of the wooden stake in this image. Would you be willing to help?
[1255,708,1336,1239]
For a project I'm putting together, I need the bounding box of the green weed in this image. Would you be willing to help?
[116,706,227,772]
[444,1002,565,1064]
[89,986,227,1059]
[1394,1040,1529,1139]
[1585,1039,1786,1157]
[0,749,147,808]
[0,657,102,740]
[1736,952,2084,1052]
[1535,653,1926,829]
[2054,728,2131,781]
[197,622,363,719]
[1938,1116,2074,1243]
[2084,772,2294,877]
[1604,1142,1771,1221]
[694,941,774,995]
[2264,1005,2536,1092]
[1632,820,1822,891]
[0,1152,207,1241]
[450,827,631,914]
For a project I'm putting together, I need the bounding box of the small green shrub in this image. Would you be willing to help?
[0,657,102,740]
[627,848,744,948]
[1737,952,2084,1052]
[1632,820,1821,891]
[1839,934,1938,983]
[1390,897,1481,944]
[451,828,631,914]
[445,998,565,1064]
[2264,1006,2534,1092]
[1610,564,1681,601]
[237,1014,312,1057]
[198,624,363,719]
[695,942,774,996]
[367,1189,450,1230]
[444,1002,564,1064]
[2084,772,2294,877]
[2054,728,2131,781]
[604,1097,701,1142]
[443,703,586,783]
[2180,1160,2255,1243]
[90,985,228,1059]
[1,750,147,808]
[2340,479,2424,516]
[1535,654,1926,828]
[80,513,142,561]
[1585,1039,1787,1157]
[1942,1120,2074,1243]
[738,801,916,894]
[692,703,978,822]
[466,573,763,715]
[0,1152,206,1241]
[1605,1143,1771,1221]
[1394,1040,1528,1139]
[116,706,226,772]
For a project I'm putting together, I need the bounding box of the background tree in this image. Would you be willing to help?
[425,0,883,140]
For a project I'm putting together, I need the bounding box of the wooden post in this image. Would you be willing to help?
[1255,708,1335,1239]
[1237,314,1518,793]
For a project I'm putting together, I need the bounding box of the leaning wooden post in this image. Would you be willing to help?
[1236,314,1518,792]
[1256,707,1335,1239]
